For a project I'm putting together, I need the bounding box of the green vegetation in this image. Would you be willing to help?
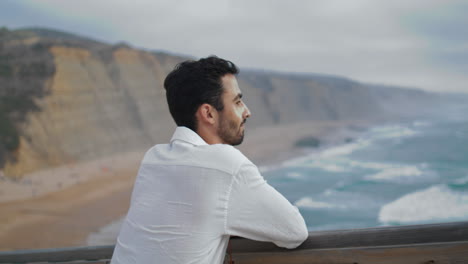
[1,95,39,113]
[0,96,37,153]
[0,28,55,168]
[294,136,321,148]
[0,111,19,152]
[0,64,12,77]
[19,62,49,77]
[0,95,39,157]
[0,94,41,167]
[0,54,13,78]
[0,27,9,37]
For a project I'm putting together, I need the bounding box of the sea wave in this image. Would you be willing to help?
[298,159,349,172]
[283,123,418,172]
[281,141,371,170]
[323,188,383,209]
[319,139,371,158]
[294,197,337,209]
[364,164,435,184]
[413,121,431,127]
[453,175,468,185]
[378,185,468,225]
[370,125,417,139]
[288,156,433,183]
[286,172,304,179]
[448,175,468,191]
[348,160,394,170]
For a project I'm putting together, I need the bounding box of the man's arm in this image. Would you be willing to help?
[225,162,308,249]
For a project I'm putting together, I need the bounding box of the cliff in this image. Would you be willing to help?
[0,27,448,178]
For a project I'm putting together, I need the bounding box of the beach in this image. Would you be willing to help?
[0,120,367,251]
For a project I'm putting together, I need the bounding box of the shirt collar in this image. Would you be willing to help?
[170,126,208,146]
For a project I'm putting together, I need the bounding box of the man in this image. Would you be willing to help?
[111,56,308,264]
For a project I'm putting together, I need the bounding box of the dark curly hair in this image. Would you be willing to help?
[164,56,239,131]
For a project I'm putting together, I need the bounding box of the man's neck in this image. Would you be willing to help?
[196,127,224,145]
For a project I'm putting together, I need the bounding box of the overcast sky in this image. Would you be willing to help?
[1,0,467,93]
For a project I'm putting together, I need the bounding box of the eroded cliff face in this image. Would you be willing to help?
[238,72,385,126]
[0,28,442,177]
[2,41,183,177]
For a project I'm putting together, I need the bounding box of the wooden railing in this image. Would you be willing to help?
[1,221,467,263]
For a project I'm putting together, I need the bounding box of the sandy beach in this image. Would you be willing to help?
[0,120,368,251]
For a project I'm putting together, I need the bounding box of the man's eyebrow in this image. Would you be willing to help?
[233,93,243,101]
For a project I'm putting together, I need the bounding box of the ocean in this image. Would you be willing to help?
[87,104,468,244]
[265,105,468,231]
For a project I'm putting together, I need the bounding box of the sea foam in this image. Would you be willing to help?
[298,159,349,172]
[370,125,417,139]
[319,139,371,158]
[453,175,468,185]
[286,172,304,179]
[348,160,394,170]
[364,164,433,184]
[379,185,468,225]
[413,121,431,127]
[295,197,336,209]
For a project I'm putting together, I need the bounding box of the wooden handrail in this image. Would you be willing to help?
[232,220,468,252]
[0,221,467,263]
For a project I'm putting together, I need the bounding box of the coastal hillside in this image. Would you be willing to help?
[0,27,446,177]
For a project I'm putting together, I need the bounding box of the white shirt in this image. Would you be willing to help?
[111,127,308,264]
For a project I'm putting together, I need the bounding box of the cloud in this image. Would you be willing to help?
[402,1,468,75]
[0,0,467,92]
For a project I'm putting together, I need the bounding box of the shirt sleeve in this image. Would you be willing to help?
[225,162,308,249]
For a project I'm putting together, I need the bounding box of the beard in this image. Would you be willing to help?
[218,117,246,146]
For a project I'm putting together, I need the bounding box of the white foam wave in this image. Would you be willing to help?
[321,188,382,209]
[281,153,318,168]
[379,185,468,225]
[365,166,422,182]
[370,125,417,139]
[320,139,371,158]
[286,172,303,179]
[295,197,336,209]
[278,123,417,174]
[453,175,468,185]
[348,160,394,170]
[288,156,417,177]
[301,159,348,172]
[413,121,431,127]
[282,154,351,173]
[316,163,347,172]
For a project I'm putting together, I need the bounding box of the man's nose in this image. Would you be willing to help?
[243,104,251,119]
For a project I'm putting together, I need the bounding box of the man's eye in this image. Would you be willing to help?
[236,100,242,105]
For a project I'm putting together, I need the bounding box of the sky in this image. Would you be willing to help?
[1,0,467,93]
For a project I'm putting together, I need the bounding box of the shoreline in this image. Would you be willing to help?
[0,120,372,251]
[0,151,145,203]
[0,152,143,250]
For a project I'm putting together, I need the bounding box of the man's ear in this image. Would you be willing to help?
[196,103,217,125]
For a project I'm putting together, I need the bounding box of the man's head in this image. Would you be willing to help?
[164,56,251,146]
